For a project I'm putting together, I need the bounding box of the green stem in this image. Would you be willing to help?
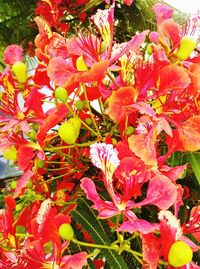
[39,171,76,184]
[107,71,120,88]
[45,161,69,164]
[87,249,101,259]
[82,84,102,138]
[98,98,107,124]
[159,260,169,266]
[45,167,69,171]
[44,141,97,151]
[15,233,33,237]
[72,238,116,251]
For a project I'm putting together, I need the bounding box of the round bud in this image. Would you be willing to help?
[58,122,78,144]
[55,87,68,102]
[177,36,197,61]
[125,126,135,136]
[75,100,85,111]
[76,55,88,71]
[168,241,193,267]
[12,61,27,84]
[10,180,18,189]
[146,44,152,55]
[28,129,37,140]
[3,146,17,162]
[15,204,23,212]
[59,223,74,240]
[36,159,44,168]
[85,118,92,125]
[68,117,81,134]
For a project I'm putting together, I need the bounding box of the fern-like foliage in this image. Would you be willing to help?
[71,197,129,269]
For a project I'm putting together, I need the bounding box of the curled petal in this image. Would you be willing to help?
[136,175,177,210]
[74,60,109,83]
[80,177,118,218]
[47,56,76,86]
[168,115,200,152]
[152,3,174,25]
[36,103,69,146]
[158,210,182,259]
[118,219,159,234]
[128,133,157,169]
[159,19,181,47]
[62,252,88,269]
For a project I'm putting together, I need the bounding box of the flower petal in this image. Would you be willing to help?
[159,65,191,93]
[80,177,118,218]
[168,115,200,152]
[141,233,161,269]
[118,219,159,234]
[47,56,76,86]
[136,175,177,210]
[62,252,88,269]
[108,86,137,123]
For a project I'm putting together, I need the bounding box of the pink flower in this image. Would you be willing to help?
[4,45,23,65]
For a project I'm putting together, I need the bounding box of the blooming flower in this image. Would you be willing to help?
[81,143,178,220]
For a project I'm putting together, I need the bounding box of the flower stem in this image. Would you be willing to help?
[44,141,97,151]
[39,171,76,184]
[82,83,102,138]
[15,233,34,237]
[107,71,120,88]
[72,238,117,251]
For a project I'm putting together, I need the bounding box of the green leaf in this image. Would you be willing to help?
[188,152,200,185]
[71,197,129,269]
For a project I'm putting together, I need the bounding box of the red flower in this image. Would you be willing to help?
[81,143,177,220]
[141,210,199,268]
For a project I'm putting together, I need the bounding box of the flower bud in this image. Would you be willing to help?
[168,240,193,267]
[177,36,197,61]
[12,61,27,84]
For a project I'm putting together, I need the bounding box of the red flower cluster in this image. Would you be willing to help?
[0,1,199,268]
